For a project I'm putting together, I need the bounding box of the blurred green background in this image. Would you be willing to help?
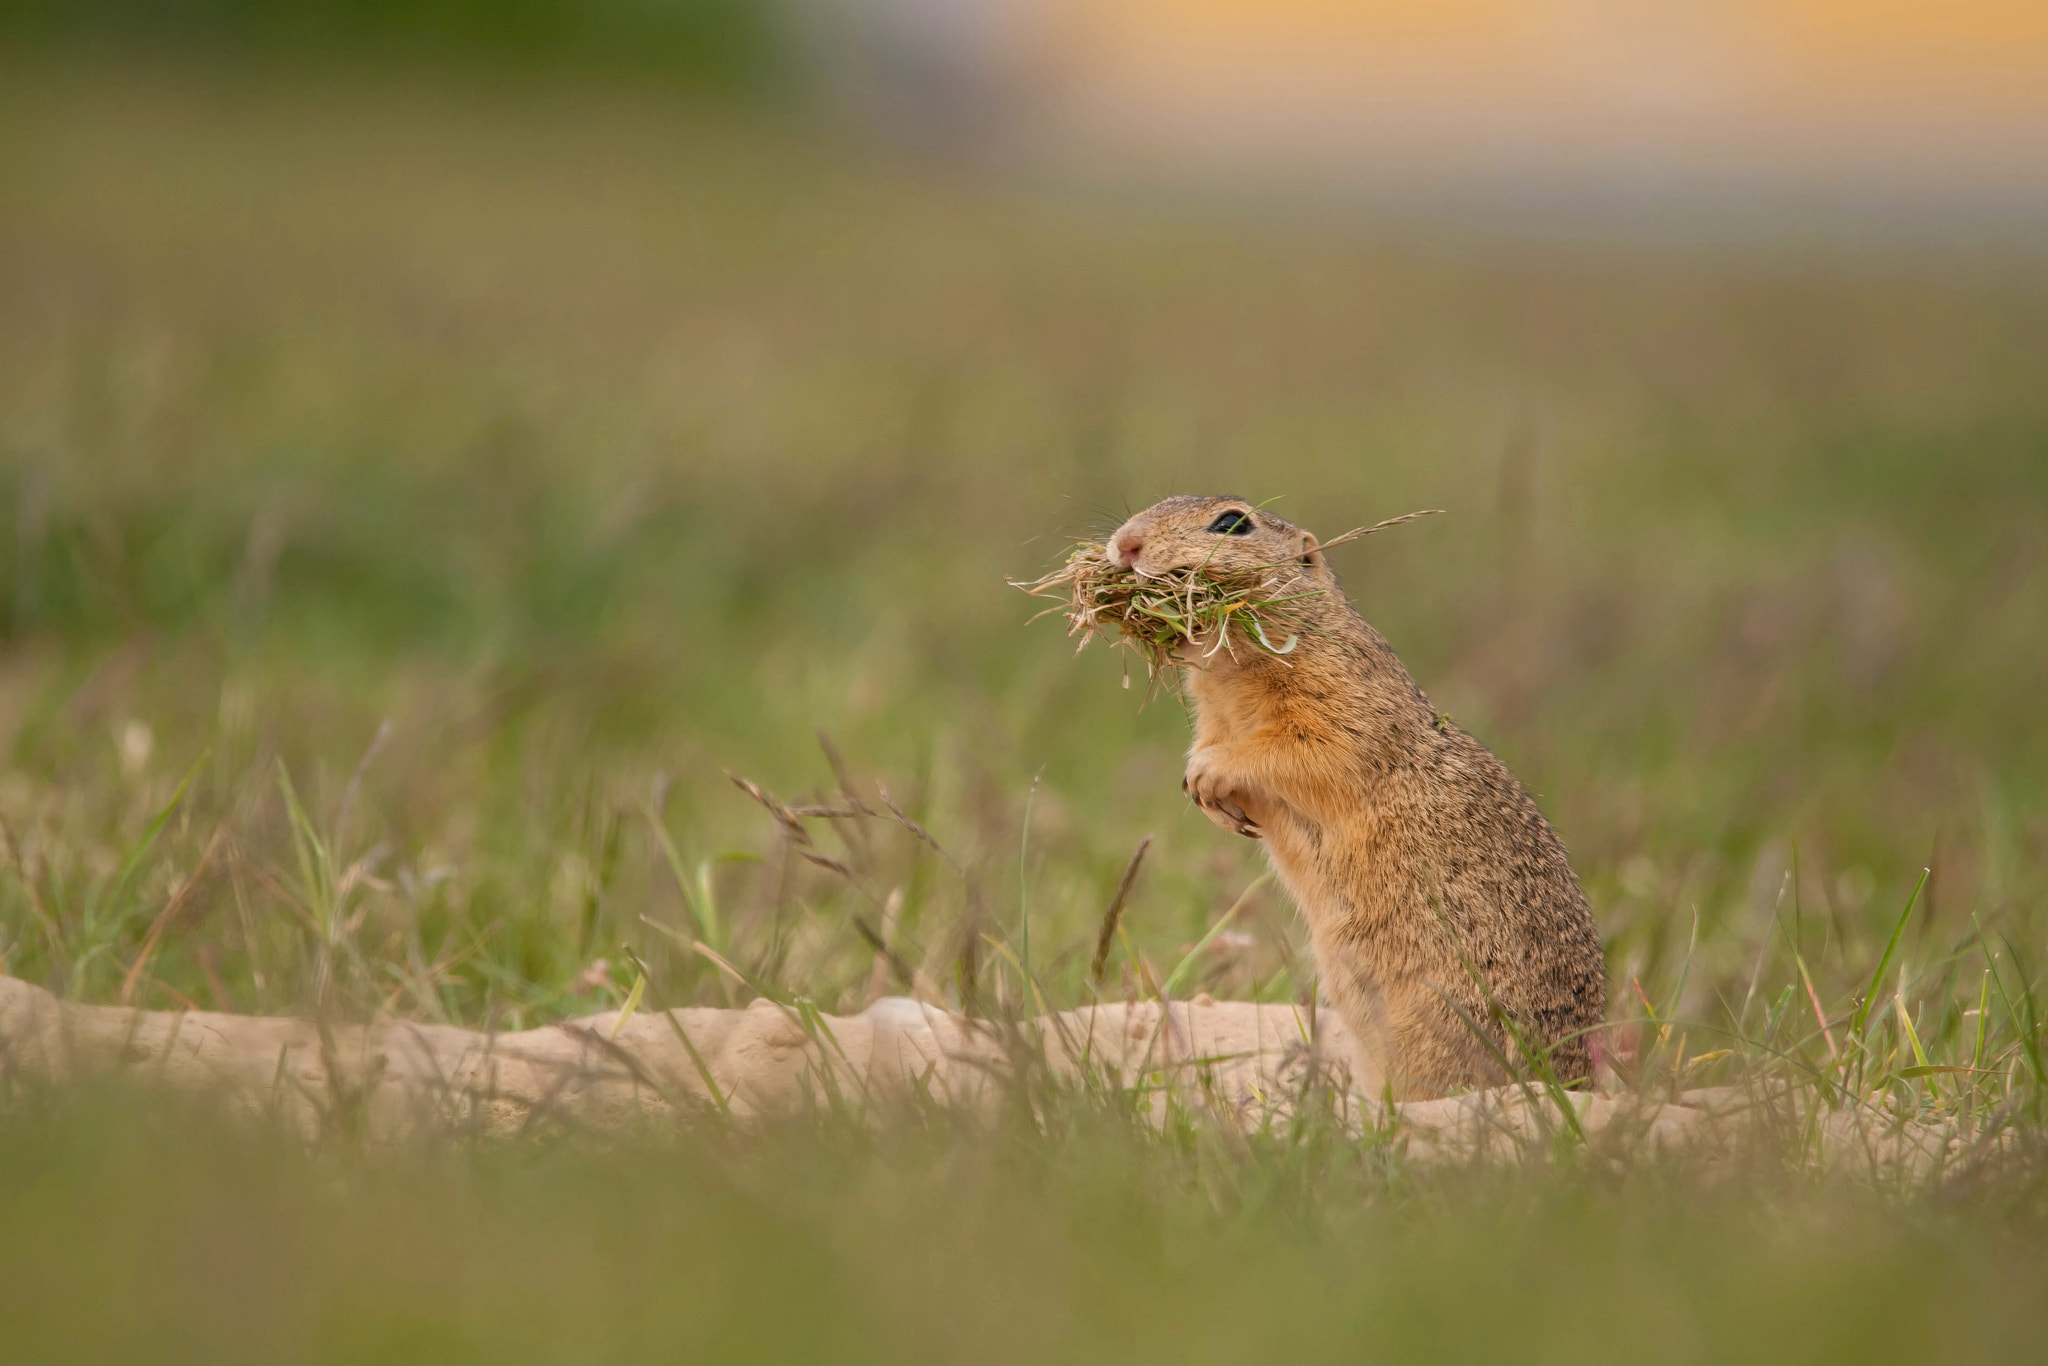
[2,8,2046,1360]
[0,0,780,85]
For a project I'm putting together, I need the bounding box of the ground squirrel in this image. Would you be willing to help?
[1106,495,1605,1098]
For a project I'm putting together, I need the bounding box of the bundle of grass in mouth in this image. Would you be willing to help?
[1014,508,1441,694]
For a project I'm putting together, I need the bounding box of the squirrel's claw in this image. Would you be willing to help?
[1185,745,1262,838]
[1198,800,1261,839]
[1191,794,1257,838]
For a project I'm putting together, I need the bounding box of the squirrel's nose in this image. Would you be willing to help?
[1109,531,1144,568]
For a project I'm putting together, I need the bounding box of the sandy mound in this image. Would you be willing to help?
[0,974,1976,1176]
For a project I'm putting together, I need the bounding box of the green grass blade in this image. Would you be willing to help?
[610,969,646,1040]
[1850,867,1929,1042]
[105,750,208,919]
[1160,873,1270,1000]
[644,805,719,949]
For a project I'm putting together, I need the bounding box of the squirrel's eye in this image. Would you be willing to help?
[1207,510,1253,535]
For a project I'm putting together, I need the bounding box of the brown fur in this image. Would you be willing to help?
[1107,496,1605,1098]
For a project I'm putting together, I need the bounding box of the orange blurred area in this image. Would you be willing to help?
[1015,0,2048,202]
[1054,0,2048,105]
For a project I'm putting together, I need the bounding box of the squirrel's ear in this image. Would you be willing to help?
[1299,532,1327,577]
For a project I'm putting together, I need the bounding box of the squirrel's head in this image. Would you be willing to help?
[1106,496,1331,586]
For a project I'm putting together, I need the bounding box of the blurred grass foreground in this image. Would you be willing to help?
[3,16,2048,1363]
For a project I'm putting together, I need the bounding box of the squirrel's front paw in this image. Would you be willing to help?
[1183,748,1262,839]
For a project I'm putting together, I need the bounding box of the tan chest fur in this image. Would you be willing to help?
[1181,622,1603,1098]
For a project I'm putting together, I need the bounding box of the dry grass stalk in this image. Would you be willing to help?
[1091,835,1152,987]
[1013,508,1442,694]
